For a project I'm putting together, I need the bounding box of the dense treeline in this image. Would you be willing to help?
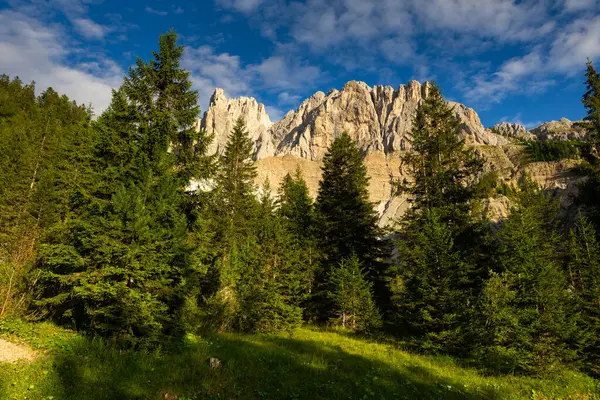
[1,33,600,378]
[0,76,93,318]
[524,139,587,162]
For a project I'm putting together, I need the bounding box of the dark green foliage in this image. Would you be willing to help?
[328,255,381,333]
[313,132,388,324]
[524,140,585,162]
[472,171,516,198]
[277,169,320,312]
[206,126,306,332]
[477,179,579,374]
[315,132,388,298]
[390,83,486,354]
[213,117,258,249]
[582,59,600,145]
[393,82,483,224]
[33,31,210,346]
[278,168,315,243]
[234,183,304,333]
[204,117,259,330]
[390,209,479,353]
[566,214,600,376]
[0,77,92,317]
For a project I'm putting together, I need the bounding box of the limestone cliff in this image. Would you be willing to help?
[493,122,535,140]
[198,81,582,225]
[529,118,588,141]
[200,88,273,157]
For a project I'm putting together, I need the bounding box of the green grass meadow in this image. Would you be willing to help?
[0,319,598,400]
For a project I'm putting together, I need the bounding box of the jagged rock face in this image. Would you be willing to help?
[198,81,582,225]
[200,80,506,162]
[200,88,273,157]
[529,118,588,141]
[493,122,534,140]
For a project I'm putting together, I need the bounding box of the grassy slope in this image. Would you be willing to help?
[0,320,598,400]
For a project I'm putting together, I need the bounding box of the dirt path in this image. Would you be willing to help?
[0,338,35,363]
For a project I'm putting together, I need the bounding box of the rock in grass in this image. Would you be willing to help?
[209,357,221,369]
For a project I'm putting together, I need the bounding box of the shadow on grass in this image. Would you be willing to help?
[1,331,504,400]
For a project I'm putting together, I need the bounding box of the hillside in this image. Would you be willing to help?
[0,320,598,400]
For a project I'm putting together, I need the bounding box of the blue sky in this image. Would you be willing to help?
[1,0,599,128]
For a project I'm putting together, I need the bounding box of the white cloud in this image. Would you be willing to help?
[215,0,600,107]
[145,7,168,16]
[250,56,321,90]
[498,113,542,129]
[380,38,418,64]
[182,46,252,111]
[465,13,600,103]
[464,51,554,103]
[278,92,301,105]
[548,15,600,73]
[217,0,264,13]
[411,0,554,41]
[563,0,599,11]
[219,0,553,54]
[72,17,110,39]
[265,105,285,121]
[0,10,122,114]
[182,45,322,113]
[288,0,413,51]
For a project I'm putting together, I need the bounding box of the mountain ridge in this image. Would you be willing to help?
[197,80,583,225]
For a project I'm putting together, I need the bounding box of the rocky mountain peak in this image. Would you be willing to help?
[529,118,587,141]
[201,89,273,156]
[196,81,579,226]
[493,122,534,140]
[199,80,504,163]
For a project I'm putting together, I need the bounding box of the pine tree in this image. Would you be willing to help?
[575,61,600,230]
[389,82,486,353]
[214,117,258,246]
[33,31,208,345]
[328,255,381,333]
[0,77,92,318]
[390,209,478,353]
[315,132,387,303]
[278,168,319,308]
[204,117,259,330]
[394,82,483,227]
[235,181,304,333]
[278,168,314,242]
[582,59,600,147]
[567,214,600,376]
[478,179,579,374]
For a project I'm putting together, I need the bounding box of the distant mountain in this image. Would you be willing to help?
[493,118,588,141]
[198,81,583,225]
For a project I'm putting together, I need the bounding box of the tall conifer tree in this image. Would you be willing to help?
[278,168,319,305]
[478,179,579,373]
[314,132,387,318]
[389,82,485,352]
[0,78,92,318]
[235,182,304,332]
[34,31,209,345]
[394,82,483,225]
[582,59,600,147]
[328,255,381,333]
[205,117,259,329]
[567,214,600,376]
[315,133,385,276]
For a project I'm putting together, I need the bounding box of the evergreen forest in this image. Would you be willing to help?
[1,32,600,399]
